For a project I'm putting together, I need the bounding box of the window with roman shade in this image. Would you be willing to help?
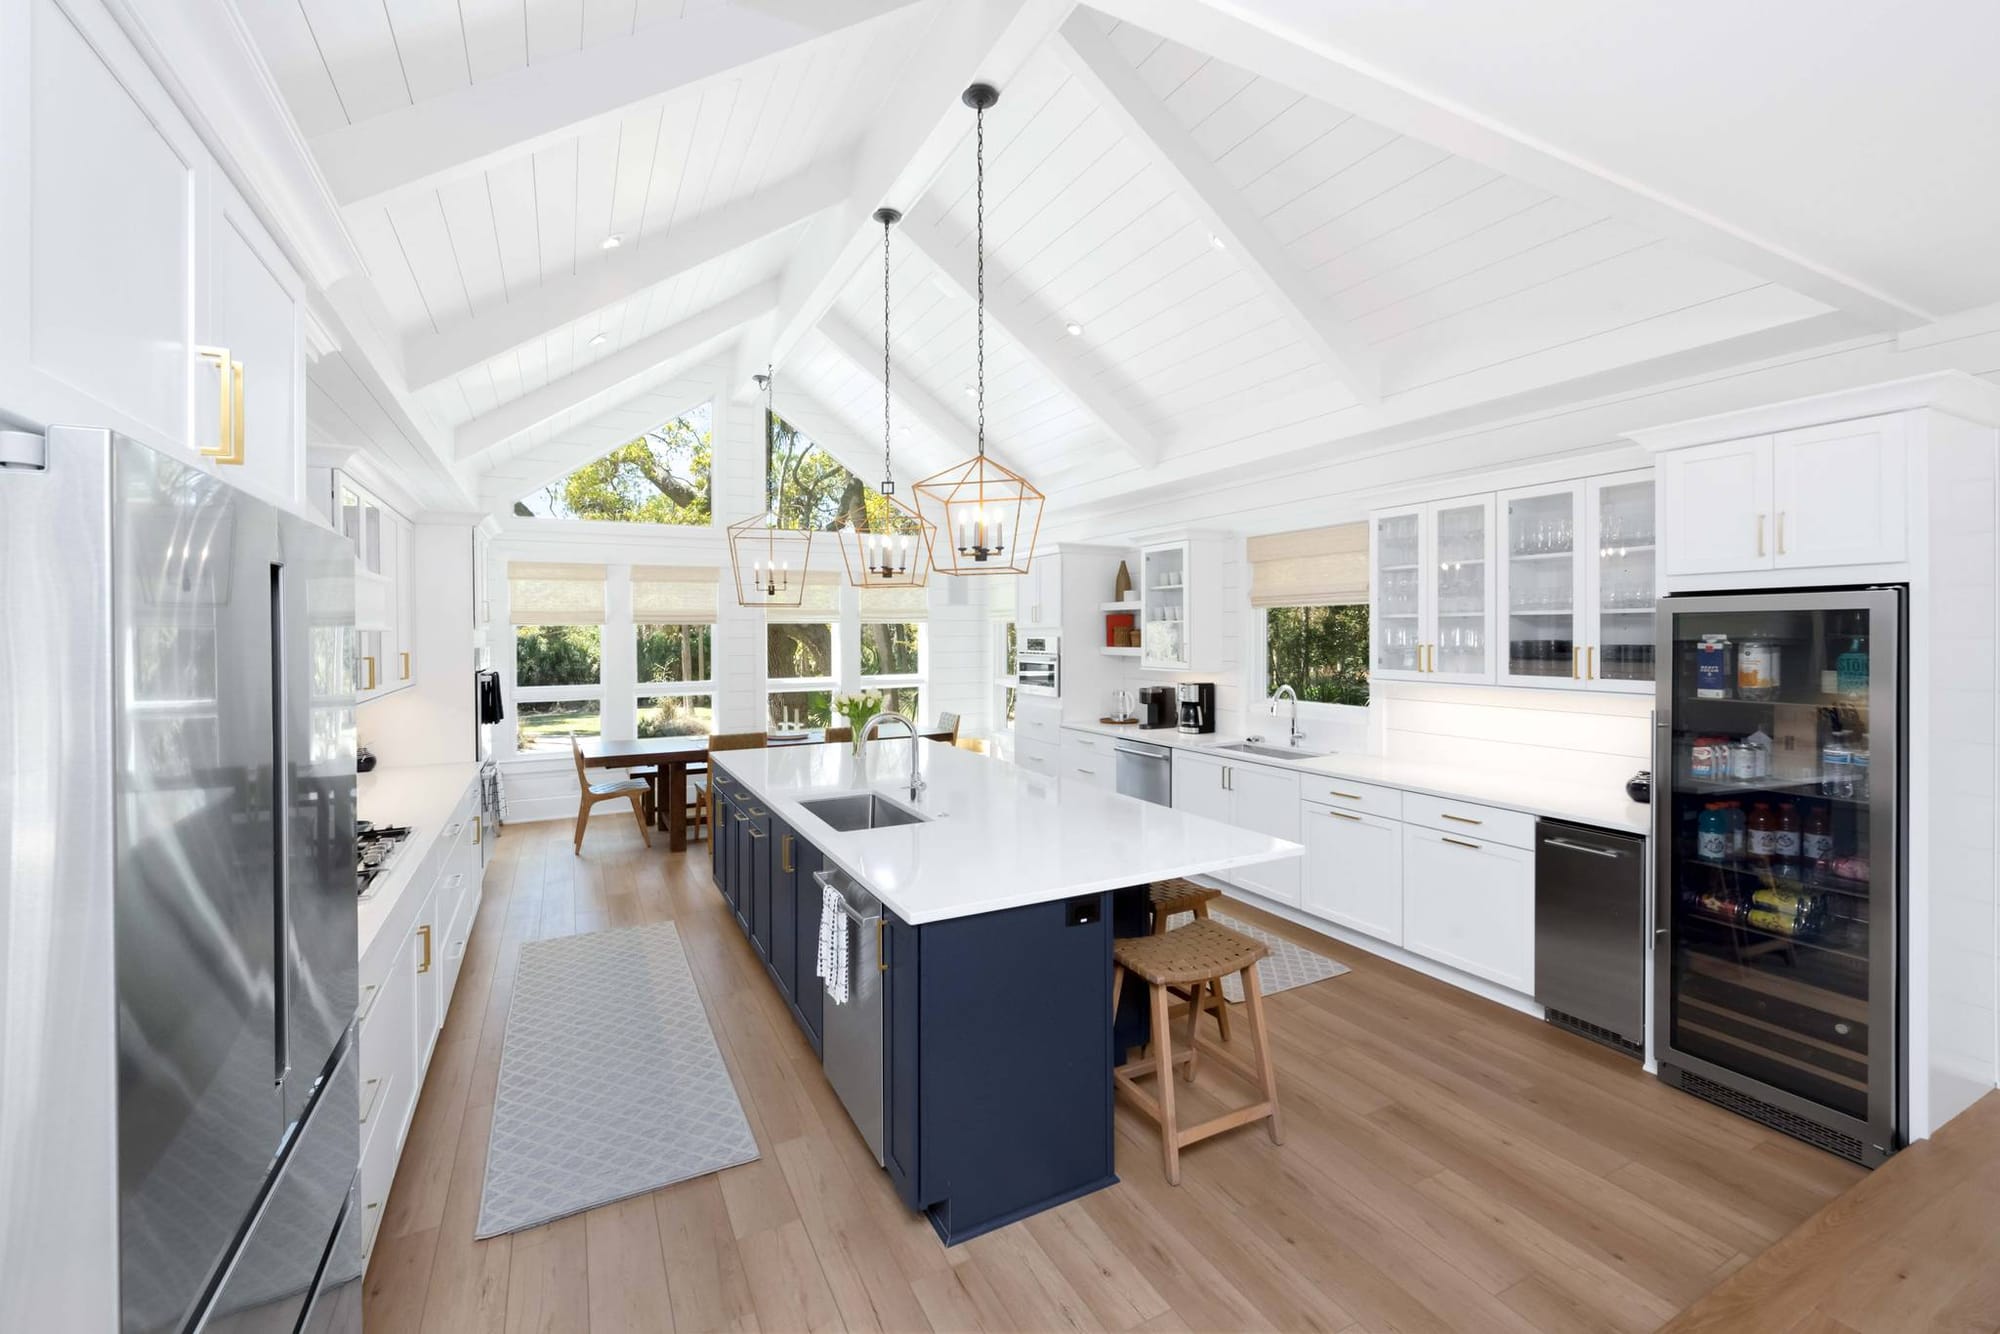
[986,576,1016,622]
[1247,523,1369,606]
[630,564,719,624]
[858,583,929,623]
[761,570,841,624]
[507,561,607,625]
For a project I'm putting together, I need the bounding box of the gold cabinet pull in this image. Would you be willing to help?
[1587,645,1596,680]
[227,358,245,464]
[417,924,433,974]
[362,655,377,691]
[1441,812,1483,825]
[877,918,887,973]
[1756,513,1766,557]
[472,817,482,846]
[196,347,235,461]
[1442,836,1481,850]
[399,651,411,680]
[782,835,794,873]
[1572,645,1580,679]
[1327,809,1362,822]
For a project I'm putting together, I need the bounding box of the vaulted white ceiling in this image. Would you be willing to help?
[237,0,1994,517]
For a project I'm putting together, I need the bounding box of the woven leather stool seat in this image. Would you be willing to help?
[1112,919,1283,1185]
[1148,877,1221,915]
[1115,920,1267,986]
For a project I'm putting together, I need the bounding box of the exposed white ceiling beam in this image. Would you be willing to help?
[311,0,922,211]
[405,163,846,391]
[903,209,1160,467]
[1082,0,1930,331]
[738,0,1080,396]
[1055,15,1381,403]
[455,284,779,461]
[813,316,1001,478]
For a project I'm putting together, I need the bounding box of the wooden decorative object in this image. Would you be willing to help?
[1114,560,1134,601]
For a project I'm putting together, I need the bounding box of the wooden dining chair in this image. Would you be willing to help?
[935,711,962,744]
[570,735,652,855]
[707,731,769,752]
[825,726,852,743]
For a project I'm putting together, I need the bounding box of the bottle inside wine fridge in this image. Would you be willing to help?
[1655,586,1903,1166]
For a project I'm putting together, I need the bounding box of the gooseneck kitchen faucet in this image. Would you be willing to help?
[862,711,928,800]
[1270,683,1306,747]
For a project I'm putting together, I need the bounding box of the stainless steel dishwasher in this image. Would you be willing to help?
[814,867,885,1165]
[1114,738,1173,806]
[1535,819,1646,1057]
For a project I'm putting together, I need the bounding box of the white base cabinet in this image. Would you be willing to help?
[357,780,484,1271]
[1300,803,1403,944]
[1400,825,1534,995]
[1171,752,1301,905]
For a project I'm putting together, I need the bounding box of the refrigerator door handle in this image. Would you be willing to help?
[271,562,292,1090]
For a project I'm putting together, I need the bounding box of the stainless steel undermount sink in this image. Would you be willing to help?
[799,793,931,832]
[1211,741,1330,761]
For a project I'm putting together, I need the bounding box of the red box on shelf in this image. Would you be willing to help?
[1105,613,1135,646]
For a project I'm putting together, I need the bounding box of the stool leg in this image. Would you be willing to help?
[1193,898,1210,921]
[1150,906,1170,935]
[1182,978,1204,1083]
[1240,963,1283,1146]
[1111,963,1125,1021]
[1149,982,1181,1185]
[1211,976,1233,1043]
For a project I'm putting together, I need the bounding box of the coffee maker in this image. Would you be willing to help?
[1176,682,1216,734]
[1137,685,1175,730]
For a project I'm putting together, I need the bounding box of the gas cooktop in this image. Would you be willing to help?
[356,821,412,899]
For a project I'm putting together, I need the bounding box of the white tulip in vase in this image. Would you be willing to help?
[832,689,884,759]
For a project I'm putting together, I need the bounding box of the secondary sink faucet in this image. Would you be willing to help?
[861,711,928,801]
[1269,684,1306,747]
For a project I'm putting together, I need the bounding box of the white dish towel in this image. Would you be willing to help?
[817,883,850,1006]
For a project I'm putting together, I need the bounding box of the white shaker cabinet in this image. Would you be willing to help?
[1169,753,1301,906]
[1496,471,1655,693]
[1401,825,1534,994]
[1018,553,1062,629]
[1655,417,1907,580]
[1301,803,1402,944]
[203,174,307,510]
[1171,752,1232,826]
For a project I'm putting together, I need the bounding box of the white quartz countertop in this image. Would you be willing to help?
[357,761,482,960]
[1057,719,1650,837]
[712,740,1301,925]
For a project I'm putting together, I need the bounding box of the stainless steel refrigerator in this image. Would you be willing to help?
[1653,586,1904,1166]
[0,427,364,1332]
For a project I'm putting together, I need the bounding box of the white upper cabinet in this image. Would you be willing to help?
[1139,535,1228,674]
[1370,498,1495,683]
[1770,416,1908,569]
[1655,415,1908,580]
[1657,436,1775,576]
[1496,471,1655,693]
[203,175,306,510]
[0,0,307,512]
[1018,553,1062,629]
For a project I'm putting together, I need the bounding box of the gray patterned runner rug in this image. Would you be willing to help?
[1164,909,1351,1003]
[476,922,758,1238]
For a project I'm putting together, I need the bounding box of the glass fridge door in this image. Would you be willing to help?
[1659,589,1899,1137]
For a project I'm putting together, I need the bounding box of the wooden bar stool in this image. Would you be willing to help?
[1148,878,1229,1040]
[1111,920,1282,1185]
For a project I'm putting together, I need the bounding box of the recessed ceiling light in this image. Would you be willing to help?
[1209,232,1226,250]
[1065,321,1084,337]
[589,332,609,347]
[601,233,624,251]
[962,384,976,397]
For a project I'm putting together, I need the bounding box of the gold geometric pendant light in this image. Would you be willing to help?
[835,206,936,590]
[914,82,1044,578]
[727,368,816,608]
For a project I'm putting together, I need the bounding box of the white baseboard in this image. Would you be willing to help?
[1194,879,1547,1023]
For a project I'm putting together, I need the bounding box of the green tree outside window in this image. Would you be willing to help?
[1264,605,1370,706]
[515,405,713,524]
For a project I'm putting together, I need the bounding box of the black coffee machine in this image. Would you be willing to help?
[1137,685,1176,730]
[1176,682,1216,734]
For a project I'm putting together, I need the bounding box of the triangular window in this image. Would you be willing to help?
[514,404,713,525]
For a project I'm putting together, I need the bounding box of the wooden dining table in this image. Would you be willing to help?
[578,728,957,852]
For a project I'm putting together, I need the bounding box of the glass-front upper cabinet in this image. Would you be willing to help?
[1587,473,1657,692]
[1371,498,1495,682]
[1496,471,1656,692]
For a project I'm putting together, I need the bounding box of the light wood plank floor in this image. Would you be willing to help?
[364,817,1866,1334]
[1665,1090,2000,1334]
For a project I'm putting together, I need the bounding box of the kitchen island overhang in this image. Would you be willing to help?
[708,740,1300,1243]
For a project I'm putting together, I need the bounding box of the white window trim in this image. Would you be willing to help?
[859,619,927,724]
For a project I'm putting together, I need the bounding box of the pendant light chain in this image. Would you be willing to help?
[975,98,987,461]
[882,213,894,490]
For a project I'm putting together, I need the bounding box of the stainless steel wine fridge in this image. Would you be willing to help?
[1654,586,1904,1166]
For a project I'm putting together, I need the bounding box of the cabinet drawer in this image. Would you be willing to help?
[1297,775,1402,819]
[1015,739,1057,777]
[1016,711,1060,743]
[1401,792,1534,850]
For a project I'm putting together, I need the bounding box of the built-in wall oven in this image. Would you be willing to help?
[1018,630,1060,697]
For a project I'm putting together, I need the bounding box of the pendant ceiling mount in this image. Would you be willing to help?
[727,367,817,607]
[915,82,1045,577]
[836,206,935,590]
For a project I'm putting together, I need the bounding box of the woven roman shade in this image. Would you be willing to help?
[508,561,606,625]
[987,575,1016,621]
[631,565,719,624]
[1247,523,1369,607]
[762,570,841,623]
[859,583,929,624]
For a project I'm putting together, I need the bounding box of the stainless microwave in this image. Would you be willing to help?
[1018,631,1059,696]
